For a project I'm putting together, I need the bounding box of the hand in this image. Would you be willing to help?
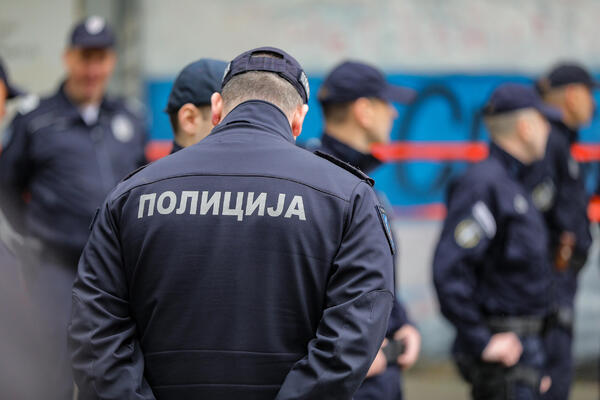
[481,332,522,367]
[394,324,421,370]
[366,339,388,378]
[540,376,552,394]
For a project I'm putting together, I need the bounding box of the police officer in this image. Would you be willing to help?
[316,60,421,400]
[165,58,227,154]
[0,17,147,400]
[68,47,395,400]
[532,62,598,400]
[433,84,553,399]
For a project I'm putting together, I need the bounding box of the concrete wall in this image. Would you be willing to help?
[140,0,600,76]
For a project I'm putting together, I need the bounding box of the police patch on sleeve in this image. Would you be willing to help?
[454,218,483,249]
[376,205,395,255]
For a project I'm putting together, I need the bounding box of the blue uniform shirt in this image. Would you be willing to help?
[0,84,147,256]
[68,100,395,400]
[433,143,551,356]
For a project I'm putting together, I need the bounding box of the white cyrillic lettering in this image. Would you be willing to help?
[200,191,221,215]
[176,191,199,215]
[157,191,177,214]
[222,191,244,221]
[245,192,267,216]
[267,194,286,217]
[284,195,306,221]
[138,193,156,219]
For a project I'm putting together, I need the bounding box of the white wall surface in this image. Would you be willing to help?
[140,0,600,76]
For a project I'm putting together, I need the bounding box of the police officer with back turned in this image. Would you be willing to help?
[0,17,147,400]
[68,46,394,400]
[433,84,553,399]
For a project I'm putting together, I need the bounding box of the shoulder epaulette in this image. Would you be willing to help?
[314,150,375,187]
[121,163,149,182]
[17,94,40,115]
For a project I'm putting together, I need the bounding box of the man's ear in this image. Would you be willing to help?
[211,92,224,127]
[351,97,372,128]
[178,104,199,136]
[291,104,309,138]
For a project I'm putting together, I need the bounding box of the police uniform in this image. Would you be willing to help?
[164,58,227,154]
[0,18,147,400]
[530,64,597,400]
[316,133,411,400]
[68,47,395,400]
[433,85,552,400]
[314,61,418,400]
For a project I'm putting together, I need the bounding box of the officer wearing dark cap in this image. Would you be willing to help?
[316,60,421,400]
[165,58,227,154]
[433,83,553,400]
[533,62,598,400]
[68,46,394,400]
[0,16,147,400]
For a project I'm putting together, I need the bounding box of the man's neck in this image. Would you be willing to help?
[64,80,102,107]
[324,123,371,154]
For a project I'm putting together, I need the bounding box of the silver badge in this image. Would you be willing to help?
[532,180,555,212]
[299,71,310,101]
[568,157,579,180]
[111,115,134,143]
[85,16,106,35]
[513,194,529,214]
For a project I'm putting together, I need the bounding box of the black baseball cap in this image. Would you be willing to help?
[69,16,115,49]
[0,57,22,99]
[222,46,310,104]
[537,62,599,94]
[483,83,559,119]
[318,61,416,105]
[165,58,227,114]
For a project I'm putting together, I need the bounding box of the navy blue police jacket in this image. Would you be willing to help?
[68,100,395,400]
[316,133,410,335]
[433,143,551,357]
[0,83,147,258]
[524,115,591,308]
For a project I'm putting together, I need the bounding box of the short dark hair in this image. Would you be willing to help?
[221,52,302,116]
[321,101,352,124]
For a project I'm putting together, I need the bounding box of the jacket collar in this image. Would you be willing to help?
[211,100,295,144]
[489,142,528,181]
[319,133,382,174]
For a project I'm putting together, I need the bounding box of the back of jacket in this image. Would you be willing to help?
[69,101,395,400]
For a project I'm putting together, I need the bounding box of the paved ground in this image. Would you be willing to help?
[403,363,598,400]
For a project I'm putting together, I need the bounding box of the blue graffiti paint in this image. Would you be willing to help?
[144,74,600,206]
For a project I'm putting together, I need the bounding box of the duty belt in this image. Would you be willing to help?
[486,316,545,337]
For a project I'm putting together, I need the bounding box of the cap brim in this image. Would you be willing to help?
[380,84,417,104]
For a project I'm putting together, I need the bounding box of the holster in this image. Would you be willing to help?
[457,357,541,400]
[544,307,574,334]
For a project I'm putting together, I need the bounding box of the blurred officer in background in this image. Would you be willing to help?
[316,60,421,400]
[68,46,394,400]
[0,57,42,400]
[165,58,227,154]
[534,63,598,400]
[0,17,147,400]
[433,84,553,400]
